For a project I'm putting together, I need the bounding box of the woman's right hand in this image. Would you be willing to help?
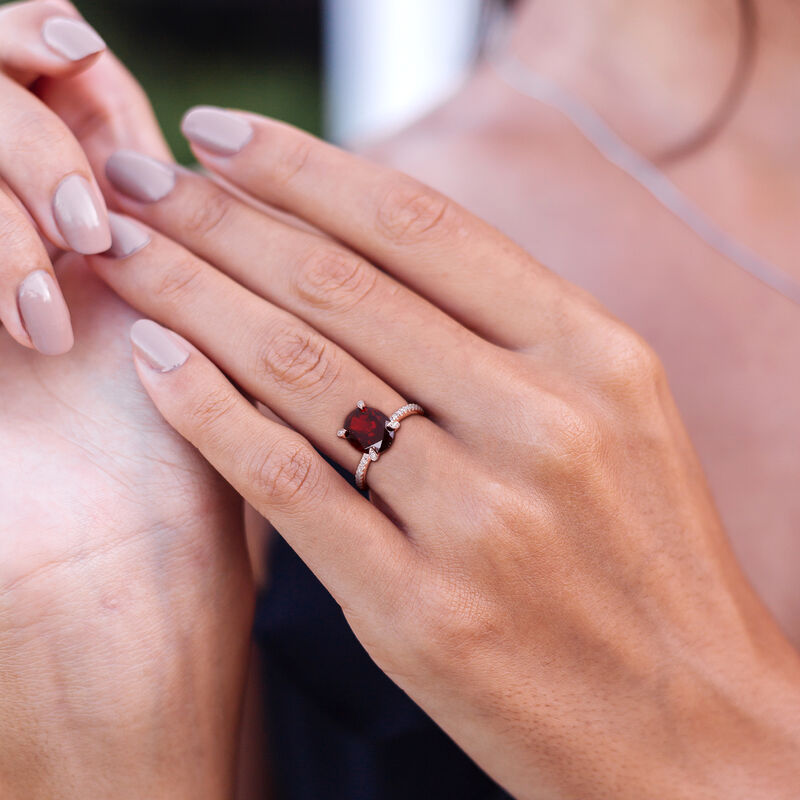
[0,0,120,355]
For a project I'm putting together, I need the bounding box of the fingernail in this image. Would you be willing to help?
[130,320,190,373]
[17,270,74,356]
[181,106,253,156]
[106,150,176,204]
[52,175,112,254]
[42,17,106,61]
[106,213,150,258]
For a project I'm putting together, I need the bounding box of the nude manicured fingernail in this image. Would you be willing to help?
[130,320,190,373]
[42,17,106,61]
[52,175,112,254]
[106,151,176,203]
[17,270,74,356]
[106,213,150,258]
[181,106,253,156]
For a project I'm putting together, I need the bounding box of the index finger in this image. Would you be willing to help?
[0,73,111,253]
[178,107,575,350]
[0,0,111,254]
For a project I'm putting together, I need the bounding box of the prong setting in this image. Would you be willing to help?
[341,401,425,491]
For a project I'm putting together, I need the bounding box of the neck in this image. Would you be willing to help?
[505,0,800,162]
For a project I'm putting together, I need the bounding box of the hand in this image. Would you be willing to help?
[90,110,800,799]
[0,254,253,800]
[0,0,170,356]
[0,13,253,797]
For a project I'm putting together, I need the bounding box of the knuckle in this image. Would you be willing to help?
[545,396,606,469]
[154,256,205,304]
[9,109,70,156]
[256,326,341,397]
[476,478,525,527]
[0,212,36,254]
[293,245,378,311]
[604,327,664,394]
[245,438,320,508]
[407,577,500,665]
[468,479,542,562]
[268,135,313,188]
[180,190,233,240]
[376,179,458,246]
[187,387,239,441]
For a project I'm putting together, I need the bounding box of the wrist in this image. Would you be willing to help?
[0,637,245,800]
[645,630,800,799]
[0,512,252,800]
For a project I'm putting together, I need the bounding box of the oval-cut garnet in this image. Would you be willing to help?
[344,406,394,454]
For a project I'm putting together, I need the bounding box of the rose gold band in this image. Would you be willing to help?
[354,403,424,491]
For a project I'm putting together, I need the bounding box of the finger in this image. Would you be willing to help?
[88,220,451,527]
[129,319,416,613]
[0,0,105,85]
[40,56,320,238]
[102,150,494,419]
[179,107,574,349]
[37,50,174,194]
[0,72,111,253]
[0,186,72,353]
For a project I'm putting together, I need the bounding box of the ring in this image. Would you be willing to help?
[337,401,425,490]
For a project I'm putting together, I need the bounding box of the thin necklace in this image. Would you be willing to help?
[485,13,800,307]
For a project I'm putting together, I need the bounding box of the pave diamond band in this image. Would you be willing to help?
[337,402,424,491]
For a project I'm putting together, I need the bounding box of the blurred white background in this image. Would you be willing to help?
[324,0,485,145]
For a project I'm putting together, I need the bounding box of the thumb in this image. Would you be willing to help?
[0,0,106,85]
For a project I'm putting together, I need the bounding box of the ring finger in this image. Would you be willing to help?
[89,220,458,529]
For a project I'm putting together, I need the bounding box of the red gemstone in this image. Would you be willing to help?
[343,406,394,454]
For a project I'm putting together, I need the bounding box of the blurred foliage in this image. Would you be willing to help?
[75,0,322,164]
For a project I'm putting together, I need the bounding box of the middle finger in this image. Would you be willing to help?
[103,150,495,420]
[88,220,456,528]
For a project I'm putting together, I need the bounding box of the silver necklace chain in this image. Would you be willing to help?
[485,14,800,307]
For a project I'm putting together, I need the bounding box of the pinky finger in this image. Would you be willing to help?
[129,319,416,613]
[0,187,72,354]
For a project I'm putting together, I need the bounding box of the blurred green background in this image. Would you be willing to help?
[74,0,322,164]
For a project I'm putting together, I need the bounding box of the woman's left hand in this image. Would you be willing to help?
[91,110,800,800]
[0,254,253,800]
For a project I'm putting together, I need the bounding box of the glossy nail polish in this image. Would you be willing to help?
[52,175,112,254]
[106,213,151,258]
[17,270,74,356]
[106,151,176,203]
[181,106,253,155]
[42,17,105,61]
[130,320,190,373]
